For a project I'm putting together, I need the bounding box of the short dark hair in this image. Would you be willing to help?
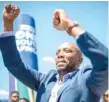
[10,91,19,96]
[19,98,29,102]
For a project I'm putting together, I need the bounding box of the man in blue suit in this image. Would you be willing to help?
[0,4,108,102]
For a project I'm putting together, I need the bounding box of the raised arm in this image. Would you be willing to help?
[0,4,45,91]
[53,9,108,96]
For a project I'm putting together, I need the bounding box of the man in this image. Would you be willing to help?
[10,91,19,102]
[0,4,108,102]
[19,98,29,102]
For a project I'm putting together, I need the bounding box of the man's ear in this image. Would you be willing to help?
[77,55,83,64]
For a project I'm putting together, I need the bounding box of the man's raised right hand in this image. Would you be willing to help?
[3,4,20,31]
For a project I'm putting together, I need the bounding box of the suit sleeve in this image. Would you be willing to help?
[76,32,108,97]
[0,35,45,91]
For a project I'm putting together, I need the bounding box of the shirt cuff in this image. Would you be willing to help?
[0,31,15,38]
[75,30,85,40]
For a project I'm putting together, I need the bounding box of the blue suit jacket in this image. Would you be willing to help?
[0,32,108,102]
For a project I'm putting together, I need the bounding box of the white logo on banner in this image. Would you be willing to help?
[15,24,37,54]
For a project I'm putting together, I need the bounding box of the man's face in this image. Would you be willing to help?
[55,42,82,73]
[10,93,19,102]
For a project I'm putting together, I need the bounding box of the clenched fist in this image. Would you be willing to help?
[3,4,20,23]
[53,9,70,31]
[53,9,83,37]
[3,4,20,31]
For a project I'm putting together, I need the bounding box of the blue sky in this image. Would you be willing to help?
[0,1,108,99]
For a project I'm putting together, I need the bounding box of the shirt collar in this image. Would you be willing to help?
[56,69,79,82]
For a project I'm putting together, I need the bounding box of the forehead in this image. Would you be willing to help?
[58,42,78,50]
[12,93,19,96]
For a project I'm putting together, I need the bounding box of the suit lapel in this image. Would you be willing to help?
[56,79,71,102]
[56,70,79,102]
[46,71,58,102]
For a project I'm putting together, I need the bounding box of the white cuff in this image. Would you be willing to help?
[0,31,15,38]
[75,30,85,40]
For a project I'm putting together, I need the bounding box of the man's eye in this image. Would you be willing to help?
[64,49,71,52]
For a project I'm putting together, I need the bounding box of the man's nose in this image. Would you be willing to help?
[57,52,65,58]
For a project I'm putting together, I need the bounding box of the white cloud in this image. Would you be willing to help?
[0,90,9,96]
[43,56,55,64]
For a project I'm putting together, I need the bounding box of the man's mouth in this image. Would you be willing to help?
[57,60,66,65]
[57,62,66,66]
[56,60,69,68]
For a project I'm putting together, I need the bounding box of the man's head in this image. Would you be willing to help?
[55,42,83,74]
[103,90,109,102]
[10,91,19,102]
[19,98,29,102]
